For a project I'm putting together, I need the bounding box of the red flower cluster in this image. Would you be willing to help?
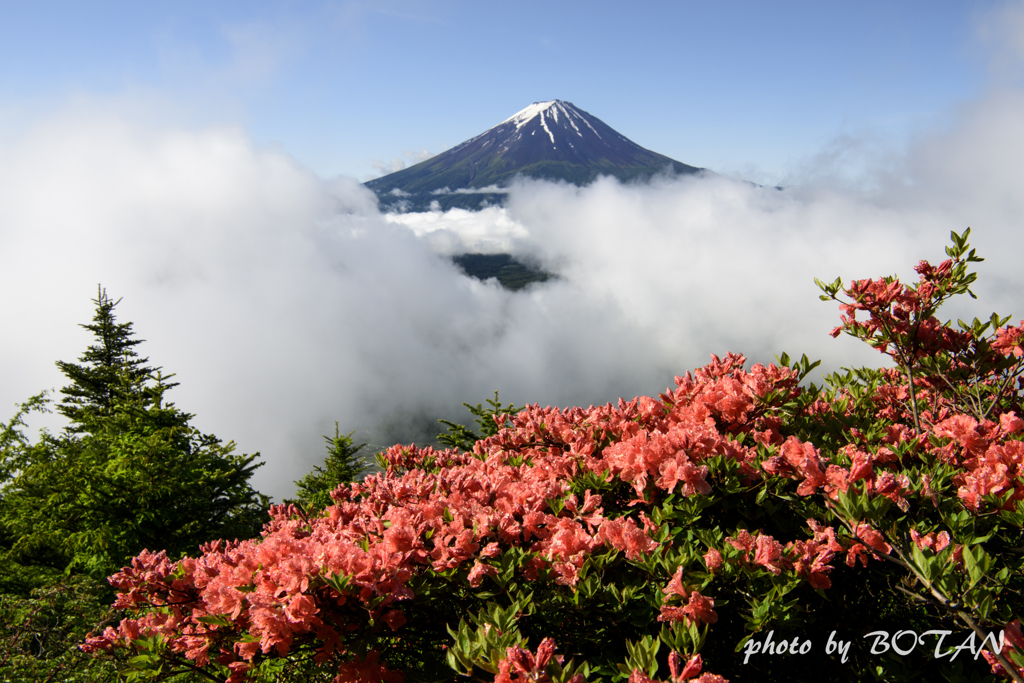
[932,413,1024,511]
[722,521,843,589]
[494,638,586,683]
[83,354,807,680]
[983,620,1024,678]
[659,566,718,626]
[831,259,973,362]
[83,231,1024,681]
[628,652,728,683]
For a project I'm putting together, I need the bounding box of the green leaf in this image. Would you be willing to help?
[195,614,232,627]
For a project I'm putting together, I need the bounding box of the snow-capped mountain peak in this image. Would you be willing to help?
[366,100,703,211]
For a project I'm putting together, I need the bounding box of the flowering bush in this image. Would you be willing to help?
[84,229,1024,682]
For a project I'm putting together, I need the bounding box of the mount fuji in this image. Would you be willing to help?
[366,100,704,212]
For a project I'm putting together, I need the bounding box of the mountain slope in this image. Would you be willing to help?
[366,100,703,211]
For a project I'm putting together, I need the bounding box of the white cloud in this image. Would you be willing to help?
[385,205,531,256]
[368,148,435,179]
[976,0,1024,84]
[5,55,1024,501]
[405,147,434,164]
[371,157,407,174]
[430,185,508,195]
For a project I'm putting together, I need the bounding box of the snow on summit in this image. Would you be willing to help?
[502,101,558,129]
[498,100,597,142]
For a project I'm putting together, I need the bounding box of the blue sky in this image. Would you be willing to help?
[0,1,1001,184]
[5,0,1024,498]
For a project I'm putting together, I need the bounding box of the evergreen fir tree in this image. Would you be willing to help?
[292,424,368,513]
[437,391,522,452]
[0,288,270,580]
[54,285,163,430]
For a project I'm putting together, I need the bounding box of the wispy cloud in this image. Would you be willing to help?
[975,0,1024,84]
[430,185,508,195]
[368,147,434,178]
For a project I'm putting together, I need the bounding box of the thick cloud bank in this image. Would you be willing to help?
[3,90,1024,500]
